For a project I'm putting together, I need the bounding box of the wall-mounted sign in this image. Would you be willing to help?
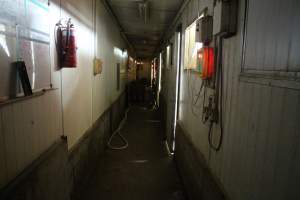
[94,58,103,75]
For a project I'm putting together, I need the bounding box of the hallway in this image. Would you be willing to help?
[0,0,300,200]
[75,106,186,200]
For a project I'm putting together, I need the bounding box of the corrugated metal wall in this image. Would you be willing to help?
[244,0,300,72]
[163,0,300,199]
[0,91,62,189]
[0,0,127,190]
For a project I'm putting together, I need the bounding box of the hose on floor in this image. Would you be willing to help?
[107,108,130,150]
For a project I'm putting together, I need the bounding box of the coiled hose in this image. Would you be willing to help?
[107,108,130,150]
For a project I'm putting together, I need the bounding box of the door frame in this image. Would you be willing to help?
[169,24,183,153]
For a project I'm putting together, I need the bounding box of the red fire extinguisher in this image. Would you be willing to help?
[56,19,77,68]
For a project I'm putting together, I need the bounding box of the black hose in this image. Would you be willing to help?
[208,36,224,152]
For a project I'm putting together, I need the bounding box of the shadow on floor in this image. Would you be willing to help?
[75,106,187,200]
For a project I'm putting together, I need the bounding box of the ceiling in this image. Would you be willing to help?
[106,0,184,60]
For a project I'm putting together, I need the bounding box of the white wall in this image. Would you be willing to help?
[163,0,300,199]
[0,0,127,189]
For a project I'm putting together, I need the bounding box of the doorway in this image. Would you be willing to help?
[165,26,182,153]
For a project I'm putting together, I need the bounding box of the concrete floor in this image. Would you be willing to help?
[76,106,187,200]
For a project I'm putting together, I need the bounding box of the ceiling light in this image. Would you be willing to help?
[138,1,149,24]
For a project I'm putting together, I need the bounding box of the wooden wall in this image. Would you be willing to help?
[163,0,300,199]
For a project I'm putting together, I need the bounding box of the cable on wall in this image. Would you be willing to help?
[207,35,224,152]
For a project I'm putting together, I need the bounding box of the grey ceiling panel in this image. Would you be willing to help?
[112,7,176,25]
[109,0,183,11]
[122,23,166,33]
[107,0,184,59]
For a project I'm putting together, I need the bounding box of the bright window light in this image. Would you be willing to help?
[184,13,205,70]
[172,31,181,152]
[193,42,203,57]
[158,53,162,92]
[0,25,10,57]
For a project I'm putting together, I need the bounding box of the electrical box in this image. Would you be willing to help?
[196,16,213,45]
[213,0,238,37]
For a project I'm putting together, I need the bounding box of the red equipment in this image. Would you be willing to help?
[56,19,77,68]
[197,47,214,79]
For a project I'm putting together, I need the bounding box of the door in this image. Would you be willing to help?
[165,28,182,152]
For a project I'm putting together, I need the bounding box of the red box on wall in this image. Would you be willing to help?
[198,47,215,79]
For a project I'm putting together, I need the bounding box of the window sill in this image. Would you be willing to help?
[0,88,58,108]
[239,72,300,90]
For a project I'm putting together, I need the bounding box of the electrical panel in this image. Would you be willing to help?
[196,16,213,45]
[213,0,238,37]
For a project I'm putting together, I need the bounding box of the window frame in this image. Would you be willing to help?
[240,0,300,89]
[241,0,300,80]
[183,13,205,71]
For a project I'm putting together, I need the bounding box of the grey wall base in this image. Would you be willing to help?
[0,92,127,200]
[159,95,167,140]
[175,124,227,200]
[69,91,127,199]
[0,138,70,200]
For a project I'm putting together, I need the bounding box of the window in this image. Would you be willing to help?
[242,0,300,74]
[184,16,204,70]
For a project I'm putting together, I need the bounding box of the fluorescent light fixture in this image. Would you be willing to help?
[138,1,149,24]
[158,53,162,92]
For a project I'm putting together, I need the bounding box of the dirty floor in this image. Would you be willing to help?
[76,106,187,200]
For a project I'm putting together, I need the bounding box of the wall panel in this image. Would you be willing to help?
[1,105,18,181]
[92,0,127,124]
[244,0,300,72]
[0,112,7,189]
[163,0,300,199]
[0,0,127,190]
[0,91,63,188]
[59,0,94,148]
[11,101,28,175]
